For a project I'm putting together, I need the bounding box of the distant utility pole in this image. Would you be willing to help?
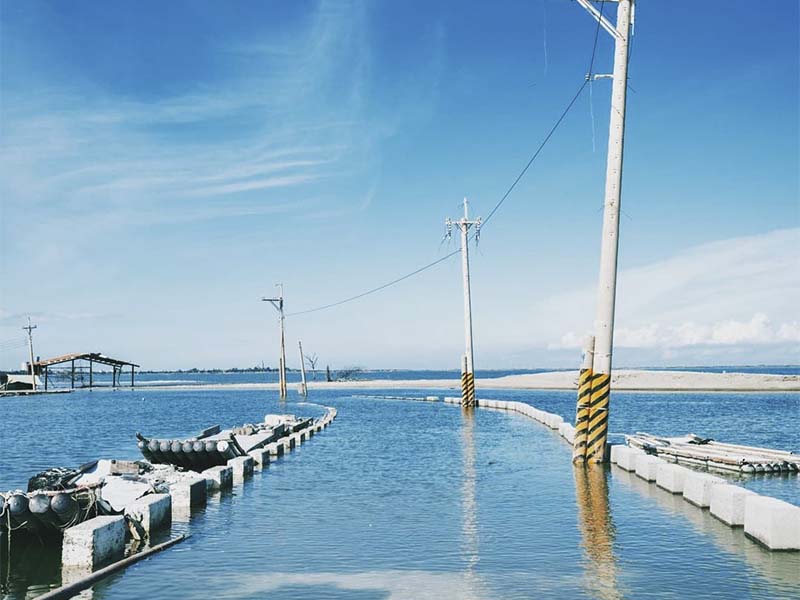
[23,316,37,392]
[574,0,634,463]
[262,284,287,399]
[298,340,308,396]
[445,198,481,409]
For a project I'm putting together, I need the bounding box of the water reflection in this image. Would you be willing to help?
[460,408,479,585]
[614,468,800,593]
[573,464,623,600]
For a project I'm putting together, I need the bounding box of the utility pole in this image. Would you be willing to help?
[445,198,481,409]
[298,340,308,396]
[23,317,37,392]
[575,0,634,463]
[262,284,287,399]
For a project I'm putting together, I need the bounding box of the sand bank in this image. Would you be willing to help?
[141,370,800,393]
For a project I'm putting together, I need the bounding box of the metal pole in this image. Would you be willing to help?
[298,341,308,396]
[71,360,75,389]
[89,359,93,389]
[586,0,633,463]
[131,366,135,387]
[278,285,287,398]
[23,317,37,392]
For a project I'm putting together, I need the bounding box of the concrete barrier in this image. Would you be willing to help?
[307,427,315,438]
[62,515,126,568]
[171,477,207,511]
[656,463,690,494]
[683,472,726,508]
[634,455,663,482]
[710,484,759,526]
[204,465,233,492]
[125,493,171,534]
[266,442,284,457]
[744,496,800,550]
[228,456,254,483]
[425,396,439,402]
[612,446,641,472]
[248,448,271,469]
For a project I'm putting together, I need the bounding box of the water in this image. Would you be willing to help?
[1,386,799,599]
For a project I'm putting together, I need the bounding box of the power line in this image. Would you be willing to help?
[287,11,608,318]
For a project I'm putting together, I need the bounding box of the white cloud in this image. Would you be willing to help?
[534,228,800,358]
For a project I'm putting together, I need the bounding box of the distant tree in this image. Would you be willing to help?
[304,353,319,379]
[335,366,363,381]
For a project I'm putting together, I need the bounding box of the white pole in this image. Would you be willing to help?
[278,284,287,399]
[25,317,37,392]
[593,0,631,377]
[298,340,308,396]
[461,198,475,379]
[587,0,633,463]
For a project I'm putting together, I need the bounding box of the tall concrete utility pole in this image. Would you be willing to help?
[446,198,481,409]
[575,0,634,463]
[262,284,287,399]
[23,317,37,392]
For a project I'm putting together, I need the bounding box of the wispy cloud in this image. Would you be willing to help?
[526,228,800,358]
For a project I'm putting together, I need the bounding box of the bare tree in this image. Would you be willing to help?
[303,352,319,379]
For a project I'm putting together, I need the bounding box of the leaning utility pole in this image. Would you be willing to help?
[445,198,481,409]
[262,284,287,399]
[574,0,634,463]
[23,317,37,392]
[298,340,308,396]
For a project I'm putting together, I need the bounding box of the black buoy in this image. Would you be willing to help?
[8,493,32,529]
[138,440,155,463]
[28,493,59,530]
[51,492,79,527]
[148,439,164,464]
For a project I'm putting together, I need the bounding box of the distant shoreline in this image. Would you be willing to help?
[136,369,800,393]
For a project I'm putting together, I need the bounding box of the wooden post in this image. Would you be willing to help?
[131,366,135,387]
[89,359,93,389]
[71,360,75,389]
[45,366,48,391]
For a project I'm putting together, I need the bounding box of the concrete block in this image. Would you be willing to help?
[125,493,171,534]
[546,414,563,430]
[282,437,295,452]
[635,455,663,482]
[613,446,641,472]
[561,424,576,445]
[266,442,284,457]
[249,448,271,469]
[683,471,726,507]
[228,456,254,483]
[425,396,439,402]
[307,427,315,438]
[204,465,233,491]
[656,463,690,494]
[710,484,758,526]
[62,515,125,568]
[171,477,207,510]
[609,444,624,464]
[744,495,800,550]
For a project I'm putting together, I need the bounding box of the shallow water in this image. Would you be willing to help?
[1,387,799,599]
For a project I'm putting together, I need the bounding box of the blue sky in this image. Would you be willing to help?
[1,0,798,370]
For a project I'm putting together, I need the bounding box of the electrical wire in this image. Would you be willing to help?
[287,6,608,318]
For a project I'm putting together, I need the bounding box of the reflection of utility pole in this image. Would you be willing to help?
[23,317,37,392]
[575,0,634,463]
[445,198,481,409]
[262,284,287,399]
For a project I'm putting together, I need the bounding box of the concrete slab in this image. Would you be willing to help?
[710,484,759,526]
[266,442,284,457]
[62,515,125,568]
[683,471,726,508]
[656,463,690,494]
[249,448,271,469]
[171,477,207,511]
[125,493,171,534]
[561,424,576,445]
[613,447,641,472]
[228,456,254,483]
[203,465,233,492]
[635,455,663,482]
[744,495,800,550]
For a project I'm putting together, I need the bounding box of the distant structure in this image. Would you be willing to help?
[33,353,139,390]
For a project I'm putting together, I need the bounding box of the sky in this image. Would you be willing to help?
[0,0,798,371]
